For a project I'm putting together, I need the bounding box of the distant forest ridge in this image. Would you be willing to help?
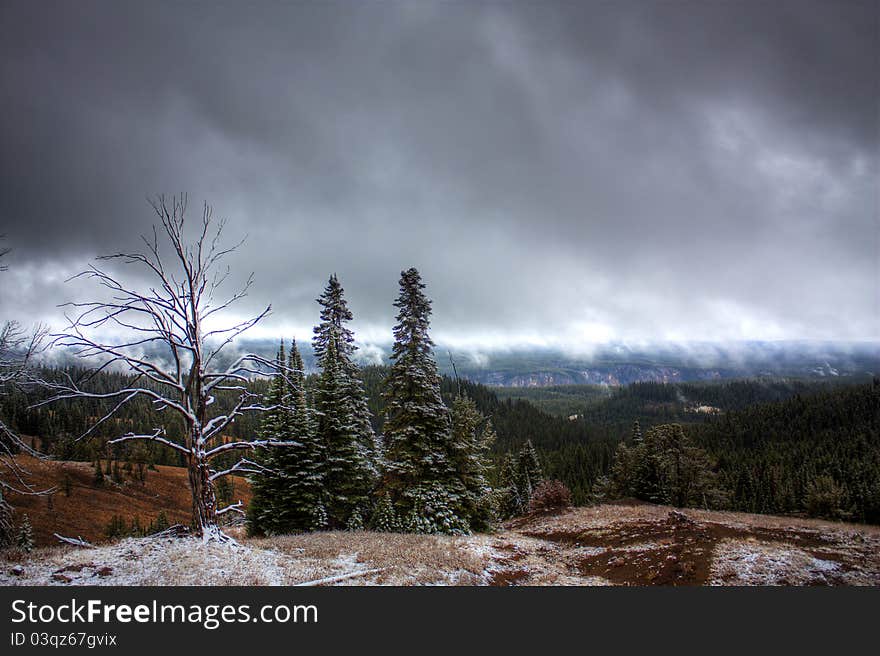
[5,365,879,523]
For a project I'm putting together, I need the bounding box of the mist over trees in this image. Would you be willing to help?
[1,201,878,538]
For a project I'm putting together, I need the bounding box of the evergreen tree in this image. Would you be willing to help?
[518,440,543,487]
[248,339,326,535]
[632,419,643,443]
[515,440,543,508]
[449,394,497,531]
[346,508,364,531]
[283,339,326,531]
[313,275,377,526]
[602,423,723,508]
[370,493,400,532]
[499,452,524,519]
[247,341,291,537]
[309,502,328,531]
[381,268,454,525]
[151,511,170,534]
[313,274,379,466]
[16,513,33,553]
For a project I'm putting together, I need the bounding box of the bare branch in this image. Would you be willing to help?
[206,439,302,460]
[107,429,190,455]
[215,501,245,516]
[33,195,291,539]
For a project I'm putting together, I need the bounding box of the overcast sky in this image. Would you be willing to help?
[1,0,877,349]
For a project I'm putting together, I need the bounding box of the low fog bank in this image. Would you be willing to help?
[34,338,880,387]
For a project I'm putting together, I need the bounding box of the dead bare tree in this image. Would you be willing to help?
[35,195,298,541]
[0,239,50,546]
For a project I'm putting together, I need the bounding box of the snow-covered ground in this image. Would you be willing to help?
[0,532,502,586]
[3,505,879,586]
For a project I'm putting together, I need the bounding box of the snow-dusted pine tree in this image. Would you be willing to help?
[346,508,364,531]
[448,394,497,531]
[313,274,378,467]
[313,276,377,526]
[381,268,456,528]
[247,339,326,536]
[518,439,543,502]
[499,452,524,519]
[247,341,292,536]
[632,419,643,444]
[283,339,326,530]
[315,337,374,526]
[369,492,399,532]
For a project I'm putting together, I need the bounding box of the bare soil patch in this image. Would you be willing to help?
[512,505,880,586]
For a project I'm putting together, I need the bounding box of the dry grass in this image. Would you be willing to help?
[250,531,493,585]
[516,503,880,540]
[3,492,878,586]
[5,454,251,546]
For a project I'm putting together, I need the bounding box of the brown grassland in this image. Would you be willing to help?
[2,456,879,586]
[4,454,251,546]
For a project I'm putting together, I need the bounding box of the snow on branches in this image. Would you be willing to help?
[31,195,304,540]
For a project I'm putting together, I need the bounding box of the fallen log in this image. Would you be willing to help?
[295,568,384,587]
[53,534,93,548]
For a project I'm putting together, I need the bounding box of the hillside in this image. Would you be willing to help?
[2,504,878,586]
[4,455,251,547]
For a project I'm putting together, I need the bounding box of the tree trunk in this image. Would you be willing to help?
[187,439,217,537]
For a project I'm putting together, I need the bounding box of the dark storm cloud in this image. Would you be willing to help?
[0,0,877,346]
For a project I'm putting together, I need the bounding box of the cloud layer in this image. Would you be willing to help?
[1,0,877,347]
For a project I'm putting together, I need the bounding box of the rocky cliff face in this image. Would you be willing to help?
[467,365,728,387]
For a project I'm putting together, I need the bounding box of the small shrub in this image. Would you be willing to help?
[104,514,129,540]
[149,511,170,534]
[528,480,573,514]
[16,514,34,553]
[93,461,104,487]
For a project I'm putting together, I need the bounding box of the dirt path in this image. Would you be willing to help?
[486,506,880,586]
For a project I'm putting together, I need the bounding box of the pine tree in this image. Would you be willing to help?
[632,419,643,443]
[370,493,400,532]
[381,268,454,525]
[246,341,291,537]
[604,423,723,508]
[516,440,543,508]
[519,440,543,486]
[309,502,328,531]
[499,452,524,519]
[16,514,34,553]
[248,338,328,536]
[346,508,364,531]
[448,394,497,531]
[151,511,170,534]
[280,339,326,531]
[313,274,379,466]
[313,275,377,526]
